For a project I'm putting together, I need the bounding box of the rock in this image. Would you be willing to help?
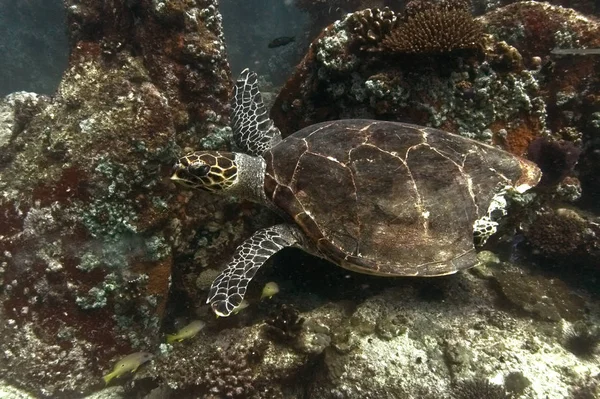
[305,276,598,398]
[491,266,586,322]
[139,306,335,398]
[0,0,232,396]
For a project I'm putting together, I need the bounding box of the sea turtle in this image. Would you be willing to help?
[171,69,541,317]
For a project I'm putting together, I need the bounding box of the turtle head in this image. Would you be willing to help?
[171,151,238,192]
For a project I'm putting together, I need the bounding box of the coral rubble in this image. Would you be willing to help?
[305,273,600,398]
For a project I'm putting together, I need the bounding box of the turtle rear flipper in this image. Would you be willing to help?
[231,69,282,157]
[207,223,303,317]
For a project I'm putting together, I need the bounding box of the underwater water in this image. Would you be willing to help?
[1,0,600,398]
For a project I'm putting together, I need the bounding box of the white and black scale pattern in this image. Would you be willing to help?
[207,224,301,316]
[231,69,282,157]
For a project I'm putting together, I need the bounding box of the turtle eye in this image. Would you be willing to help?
[189,163,210,177]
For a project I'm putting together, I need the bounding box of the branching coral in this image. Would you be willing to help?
[347,7,399,50]
[380,0,484,54]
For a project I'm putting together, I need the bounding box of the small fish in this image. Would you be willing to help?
[551,48,600,55]
[166,320,206,344]
[102,352,153,385]
[268,36,295,48]
[232,299,249,314]
[261,281,280,299]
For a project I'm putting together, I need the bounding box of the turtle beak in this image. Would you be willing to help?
[170,163,185,181]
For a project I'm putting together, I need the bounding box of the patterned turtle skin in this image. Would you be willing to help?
[263,119,541,276]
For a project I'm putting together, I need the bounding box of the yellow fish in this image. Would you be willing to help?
[261,281,280,299]
[102,351,153,385]
[232,299,249,314]
[166,320,206,344]
[216,300,250,318]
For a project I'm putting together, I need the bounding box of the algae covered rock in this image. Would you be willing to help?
[0,0,231,396]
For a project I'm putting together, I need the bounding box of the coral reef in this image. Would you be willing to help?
[271,4,553,149]
[140,318,325,397]
[479,2,600,204]
[347,7,399,50]
[264,304,305,343]
[472,0,599,16]
[380,0,485,54]
[527,137,582,187]
[1,0,599,397]
[273,1,600,209]
[522,207,600,265]
[294,0,405,42]
[0,0,233,396]
[0,92,51,165]
[202,347,273,398]
[271,2,600,167]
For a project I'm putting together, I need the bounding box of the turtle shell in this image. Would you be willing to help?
[262,120,540,276]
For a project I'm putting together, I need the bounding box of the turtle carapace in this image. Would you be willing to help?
[171,69,541,317]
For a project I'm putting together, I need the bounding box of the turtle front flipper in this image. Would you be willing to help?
[207,224,302,317]
[231,69,282,157]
